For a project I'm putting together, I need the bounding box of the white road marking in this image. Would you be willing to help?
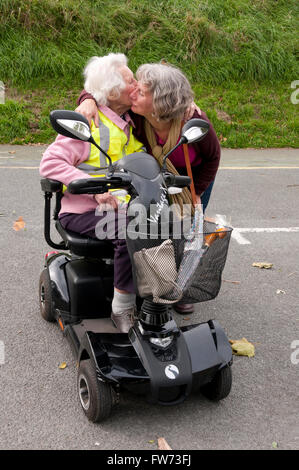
[236,227,299,233]
[0,166,39,169]
[232,227,299,244]
[219,166,299,170]
[231,230,251,245]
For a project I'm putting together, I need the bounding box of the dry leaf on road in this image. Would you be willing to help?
[229,338,255,357]
[13,216,26,231]
[58,362,67,369]
[252,262,273,269]
[158,437,172,450]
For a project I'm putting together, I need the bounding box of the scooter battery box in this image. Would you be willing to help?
[65,259,113,320]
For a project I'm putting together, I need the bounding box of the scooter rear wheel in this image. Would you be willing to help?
[78,359,113,423]
[200,365,232,401]
[39,269,55,322]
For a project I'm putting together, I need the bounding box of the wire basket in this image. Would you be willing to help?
[126,219,233,304]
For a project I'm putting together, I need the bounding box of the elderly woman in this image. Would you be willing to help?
[76,62,221,315]
[40,53,145,333]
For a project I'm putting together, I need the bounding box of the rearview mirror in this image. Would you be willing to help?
[181,118,210,144]
[162,118,210,170]
[49,110,113,170]
[50,110,91,141]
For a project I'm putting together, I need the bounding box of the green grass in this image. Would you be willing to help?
[0,84,80,144]
[0,0,298,147]
[1,80,297,147]
[194,81,299,148]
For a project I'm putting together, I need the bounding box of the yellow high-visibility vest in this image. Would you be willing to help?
[64,109,145,203]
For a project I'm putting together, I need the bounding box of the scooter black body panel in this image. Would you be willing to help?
[63,317,232,406]
[180,320,233,391]
[45,254,113,323]
[68,323,149,383]
[46,253,71,315]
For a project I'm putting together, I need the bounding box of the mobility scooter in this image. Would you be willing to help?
[39,111,233,422]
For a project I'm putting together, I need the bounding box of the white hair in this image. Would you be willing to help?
[83,53,128,105]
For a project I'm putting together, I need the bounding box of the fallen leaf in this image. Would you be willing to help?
[183,317,191,321]
[58,362,67,369]
[9,151,16,154]
[13,216,26,231]
[272,441,278,449]
[252,262,273,269]
[158,437,172,450]
[276,289,286,294]
[229,338,255,357]
[148,440,155,444]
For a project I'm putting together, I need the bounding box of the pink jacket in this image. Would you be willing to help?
[40,134,97,215]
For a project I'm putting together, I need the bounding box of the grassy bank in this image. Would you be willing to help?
[0,0,298,147]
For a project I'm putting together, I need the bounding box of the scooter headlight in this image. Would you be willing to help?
[149,335,173,349]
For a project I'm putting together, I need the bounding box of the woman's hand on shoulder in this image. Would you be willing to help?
[183,102,201,122]
[75,99,99,127]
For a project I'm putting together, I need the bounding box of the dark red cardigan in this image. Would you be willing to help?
[77,90,221,195]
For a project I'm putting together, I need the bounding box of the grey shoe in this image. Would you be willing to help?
[111,306,136,334]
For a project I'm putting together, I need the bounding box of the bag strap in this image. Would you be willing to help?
[183,143,197,207]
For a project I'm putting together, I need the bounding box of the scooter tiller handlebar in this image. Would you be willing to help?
[163,173,191,188]
[67,173,132,195]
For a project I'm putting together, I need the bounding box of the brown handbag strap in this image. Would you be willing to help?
[183,143,197,207]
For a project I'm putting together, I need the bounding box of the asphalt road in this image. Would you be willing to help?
[0,145,298,450]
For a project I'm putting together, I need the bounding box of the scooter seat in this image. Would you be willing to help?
[55,220,114,258]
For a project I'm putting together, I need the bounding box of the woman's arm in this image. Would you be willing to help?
[190,110,221,195]
[39,134,92,186]
[77,89,96,107]
[76,90,99,127]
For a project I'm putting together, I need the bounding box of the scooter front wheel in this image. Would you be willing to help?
[77,359,113,423]
[200,365,232,401]
[39,269,55,322]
